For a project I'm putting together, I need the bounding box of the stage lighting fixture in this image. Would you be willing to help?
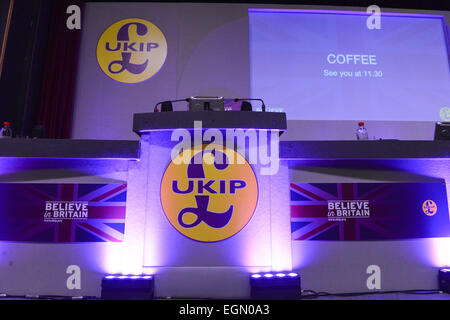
[101,274,154,300]
[439,268,450,293]
[241,101,252,111]
[250,272,301,299]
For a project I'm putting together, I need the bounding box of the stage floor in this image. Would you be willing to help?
[312,293,450,300]
[1,293,449,300]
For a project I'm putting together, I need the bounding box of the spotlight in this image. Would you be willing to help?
[439,268,450,293]
[101,274,155,300]
[250,272,301,300]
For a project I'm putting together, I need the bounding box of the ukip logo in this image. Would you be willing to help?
[161,145,258,242]
[97,18,167,83]
[422,200,437,216]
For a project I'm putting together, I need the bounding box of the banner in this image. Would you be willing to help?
[290,182,450,241]
[0,183,127,242]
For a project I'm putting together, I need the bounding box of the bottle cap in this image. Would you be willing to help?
[3,121,10,126]
[358,121,364,126]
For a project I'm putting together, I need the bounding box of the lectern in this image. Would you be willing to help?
[122,111,290,298]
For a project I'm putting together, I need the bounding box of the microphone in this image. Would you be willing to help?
[154,98,190,112]
[233,98,266,112]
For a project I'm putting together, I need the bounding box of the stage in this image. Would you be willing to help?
[0,0,449,305]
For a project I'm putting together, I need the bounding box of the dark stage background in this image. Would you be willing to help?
[0,0,450,139]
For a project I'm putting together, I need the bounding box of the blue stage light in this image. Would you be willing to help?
[250,272,301,299]
[101,274,154,300]
[439,268,450,293]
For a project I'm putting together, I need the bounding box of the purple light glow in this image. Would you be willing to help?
[430,238,450,267]
[253,271,297,278]
[248,8,445,19]
[105,274,153,280]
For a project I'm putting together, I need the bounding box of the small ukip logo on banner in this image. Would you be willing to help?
[422,200,437,216]
[160,144,258,242]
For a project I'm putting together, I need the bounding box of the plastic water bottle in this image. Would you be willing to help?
[0,122,12,138]
[356,121,368,140]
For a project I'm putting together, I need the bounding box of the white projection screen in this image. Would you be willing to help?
[249,9,450,121]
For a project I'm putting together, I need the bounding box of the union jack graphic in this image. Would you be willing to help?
[291,182,412,241]
[0,183,127,243]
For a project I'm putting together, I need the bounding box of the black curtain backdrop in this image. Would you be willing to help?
[37,0,84,139]
[0,0,52,137]
[0,0,13,80]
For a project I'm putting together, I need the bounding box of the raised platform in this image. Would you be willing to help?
[133,111,287,134]
[0,139,139,160]
[279,140,450,159]
[1,138,448,161]
[0,133,448,298]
